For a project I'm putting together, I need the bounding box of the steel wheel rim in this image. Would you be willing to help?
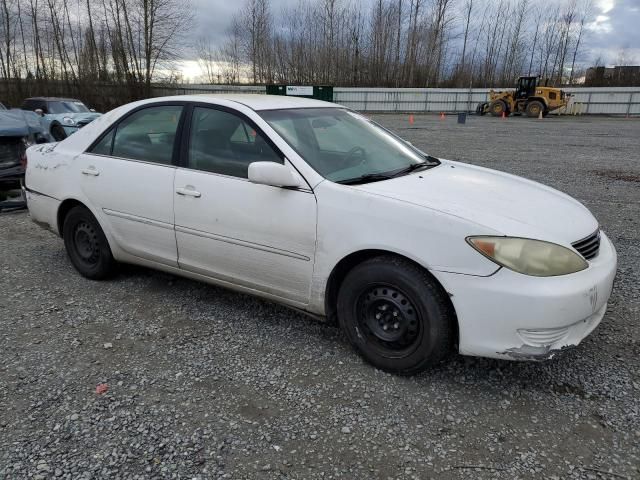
[356,284,423,357]
[73,221,99,265]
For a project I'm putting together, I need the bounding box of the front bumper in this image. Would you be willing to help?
[435,231,617,360]
[0,164,25,188]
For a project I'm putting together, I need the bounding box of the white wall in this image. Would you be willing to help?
[153,85,640,115]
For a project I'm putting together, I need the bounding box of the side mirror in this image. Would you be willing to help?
[248,162,301,188]
[34,108,44,116]
[90,108,96,112]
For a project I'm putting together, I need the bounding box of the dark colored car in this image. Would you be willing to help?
[0,110,51,189]
[21,97,101,141]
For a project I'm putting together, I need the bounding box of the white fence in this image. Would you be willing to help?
[333,87,640,115]
[155,84,640,115]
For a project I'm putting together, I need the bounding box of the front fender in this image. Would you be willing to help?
[307,181,501,314]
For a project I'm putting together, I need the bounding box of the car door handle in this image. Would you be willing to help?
[81,167,100,176]
[176,187,201,198]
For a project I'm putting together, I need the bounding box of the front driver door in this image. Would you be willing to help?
[173,105,317,305]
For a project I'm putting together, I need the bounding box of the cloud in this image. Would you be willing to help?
[585,0,640,65]
[597,0,615,14]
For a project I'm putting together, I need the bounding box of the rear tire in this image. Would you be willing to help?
[62,205,117,280]
[526,100,545,118]
[337,256,455,375]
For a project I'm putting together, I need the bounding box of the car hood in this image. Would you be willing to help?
[354,160,598,245]
[0,109,50,138]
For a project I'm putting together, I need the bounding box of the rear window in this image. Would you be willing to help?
[110,105,183,165]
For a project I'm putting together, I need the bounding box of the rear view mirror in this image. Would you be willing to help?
[248,162,301,188]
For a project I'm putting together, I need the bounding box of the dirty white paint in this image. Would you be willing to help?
[24,94,618,361]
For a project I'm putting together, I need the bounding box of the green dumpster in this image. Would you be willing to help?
[266,85,333,102]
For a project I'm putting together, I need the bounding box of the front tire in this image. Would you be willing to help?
[489,100,508,117]
[337,256,455,375]
[62,206,117,279]
[51,123,67,141]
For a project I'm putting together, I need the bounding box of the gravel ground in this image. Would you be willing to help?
[1,115,639,479]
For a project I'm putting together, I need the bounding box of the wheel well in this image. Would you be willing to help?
[324,249,459,345]
[57,199,85,236]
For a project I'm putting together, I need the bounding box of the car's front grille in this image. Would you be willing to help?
[572,230,600,260]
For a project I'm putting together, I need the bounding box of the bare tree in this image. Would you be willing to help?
[0,0,605,107]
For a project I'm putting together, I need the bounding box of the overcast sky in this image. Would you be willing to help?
[183,0,639,79]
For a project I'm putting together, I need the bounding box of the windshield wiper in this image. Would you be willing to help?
[336,156,440,185]
[336,172,396,185]
[388,157,440,178]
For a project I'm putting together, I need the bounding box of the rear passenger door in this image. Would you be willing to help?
[173,105,317,305]
[77,103,185,266]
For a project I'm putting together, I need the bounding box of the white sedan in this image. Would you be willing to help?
[24,95,617,374]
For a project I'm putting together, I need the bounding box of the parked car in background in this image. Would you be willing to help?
[0,109,51,189]
[21,97,101,141]
[24,95,617,375]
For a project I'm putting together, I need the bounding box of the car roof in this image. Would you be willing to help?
[24,97,83,102]
[157,94,337,111]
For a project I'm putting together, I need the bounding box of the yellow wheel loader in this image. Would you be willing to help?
[476,76,571,118]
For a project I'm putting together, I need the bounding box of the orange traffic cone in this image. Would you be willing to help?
[538,110,543,120]
[440,112,445,120]
[501,111,506,119]
[409,114,414,125]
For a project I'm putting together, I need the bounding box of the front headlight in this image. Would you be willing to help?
[62,117,75,126]
[467,236,588,277]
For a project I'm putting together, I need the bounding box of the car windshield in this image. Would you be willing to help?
[47,100,90,114]
[260,108,435,183]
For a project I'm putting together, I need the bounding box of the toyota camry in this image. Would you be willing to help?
[24,95,617,374]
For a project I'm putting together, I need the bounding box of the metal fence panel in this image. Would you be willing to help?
[1,80,637,114]
[332,86,640,115]
[146,85,640,115]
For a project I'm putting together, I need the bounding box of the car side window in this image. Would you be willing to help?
[111,105,183,165]
[90,129,115,156]
[22,100,45,112]
[188,107,282,178]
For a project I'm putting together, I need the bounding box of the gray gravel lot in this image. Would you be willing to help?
[1,114,639,479]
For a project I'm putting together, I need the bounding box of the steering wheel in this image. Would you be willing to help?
[343,146,367,166]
